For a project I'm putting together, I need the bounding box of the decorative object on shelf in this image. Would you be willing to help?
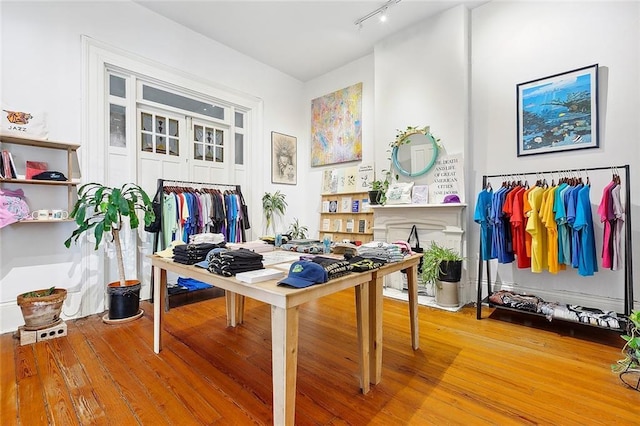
[421,241,462,308]
[1,106,48,140]
[271,131,297,185]
[517,64,599,157]
[311,82,362,166]
[612,310,640,391]
[262,190,287,235]
[287,217,308,240]
[64,182,155,322]
[385,181,414,205]
[391,125,439,177]
[16,287,67,330]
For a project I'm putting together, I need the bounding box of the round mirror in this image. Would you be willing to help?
[392,131,439,177]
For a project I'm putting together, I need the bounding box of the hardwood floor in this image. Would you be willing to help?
[1,291,638,425]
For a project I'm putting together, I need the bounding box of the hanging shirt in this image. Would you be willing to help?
[597,180,616,269]
[541,186,563,273]
[474,188,495,261]
[574,185,598,276]
[610,184,624,271]
[510,186,531,269]
[554,183,570,266]
[525,186,547,273]
[162,193,178,249]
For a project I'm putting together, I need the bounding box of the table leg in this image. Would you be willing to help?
[271,305,299,426]
[225,291,237,327]
[406,264,420,350]
[153,266,166,354]
[236,294,245,324]
[369,275,384,385]
[355,282,370,394]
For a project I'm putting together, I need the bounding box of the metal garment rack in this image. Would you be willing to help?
[475,164,633,325]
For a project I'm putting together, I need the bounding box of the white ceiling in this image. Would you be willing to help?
[135,1,486,82]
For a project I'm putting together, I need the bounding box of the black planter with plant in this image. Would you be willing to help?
[64,182,155,322]
[421,241,463,307]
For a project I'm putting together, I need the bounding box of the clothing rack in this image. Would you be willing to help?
[149,178,250,304]
[476,164,633,326]
[153,178,249,249]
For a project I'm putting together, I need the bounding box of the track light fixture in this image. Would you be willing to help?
[354,0,401,29]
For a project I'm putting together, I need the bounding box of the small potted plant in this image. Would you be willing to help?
[612,309,640,390]
[17,287,68,330]
[262,190,287,235]
[421,241,463,307]
[64,182,155,321]
[287,217,308,240]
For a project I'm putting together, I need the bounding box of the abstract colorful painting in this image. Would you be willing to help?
[310,83,362,166]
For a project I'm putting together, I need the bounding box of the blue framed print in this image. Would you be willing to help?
[517,64,598,157]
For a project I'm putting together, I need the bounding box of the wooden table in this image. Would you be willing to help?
[368,253,422,384]
[227,253,424,387]
[150,255,373,426]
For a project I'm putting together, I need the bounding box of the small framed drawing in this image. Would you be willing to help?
[516,64,598,157]
[271,131,297,185]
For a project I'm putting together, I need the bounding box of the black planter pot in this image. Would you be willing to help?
[107,280,141,320]
[368,190,382,205]
[438,260,462,282]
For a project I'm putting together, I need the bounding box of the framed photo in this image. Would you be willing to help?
[517,64,598,157]
[271,131,297,185]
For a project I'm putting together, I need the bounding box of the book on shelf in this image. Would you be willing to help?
[321,200,330,213]
[361,198,370,213]
[340,196,352,213]
[235,268,285,283]
[328,199,338,213]
[321,218,331,231]
[351,200,360,213]
[358,219,367,233]
[345,219,355,232]
[1,150,16,179]
[332,218,342,232]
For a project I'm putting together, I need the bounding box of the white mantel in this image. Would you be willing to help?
[372,203,468,298]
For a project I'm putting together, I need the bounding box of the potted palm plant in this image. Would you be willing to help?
[64,182,155,321]
[612,310,640,391]
[287,217,308,240]
[421,241,463,307]
[262,190,287,235]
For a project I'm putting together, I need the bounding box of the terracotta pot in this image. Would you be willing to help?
[17,288,67,330]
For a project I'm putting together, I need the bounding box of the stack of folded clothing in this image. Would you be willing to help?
[310,256,354,280]
[189,232,225,244]
[173,242,226,265]
[347,255,386,272]
[208,248,264,276]
[356,241,404,263]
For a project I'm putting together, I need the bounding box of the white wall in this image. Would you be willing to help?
[0,1,307,332]
[301,55,376,238]
[470,1,640,311]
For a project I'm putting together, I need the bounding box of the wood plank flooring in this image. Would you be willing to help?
[1,291,638,425]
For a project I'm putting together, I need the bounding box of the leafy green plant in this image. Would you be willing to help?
[421,241,463,285]
[612,310,640,373]
[64,182,155,287]
[262,190,287,235]
[287,217,308,239]
[21,287,56,298]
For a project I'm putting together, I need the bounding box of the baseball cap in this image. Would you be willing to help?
[278,261,328,288]
[443,194,461,204]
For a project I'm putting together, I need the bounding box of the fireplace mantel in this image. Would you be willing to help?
[371,203,467,294]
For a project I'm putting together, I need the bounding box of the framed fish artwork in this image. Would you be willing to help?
[516,64,598,157]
